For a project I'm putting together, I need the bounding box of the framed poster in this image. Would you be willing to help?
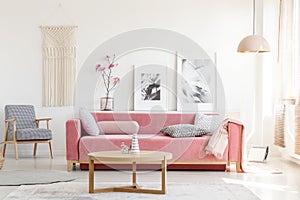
[134,64,167,111]
[177,55,216,112]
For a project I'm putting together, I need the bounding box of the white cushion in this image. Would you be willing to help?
[194,113,225,135]
[79,108,100,136]
[97,121,139,135]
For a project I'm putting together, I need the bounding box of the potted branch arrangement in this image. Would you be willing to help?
[96,54,120,111]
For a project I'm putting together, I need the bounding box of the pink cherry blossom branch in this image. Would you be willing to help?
[96,54,120,99]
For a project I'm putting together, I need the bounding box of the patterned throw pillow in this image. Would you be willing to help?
[79,108,100,136]
[194,113,225,135]
[160,124,206,138]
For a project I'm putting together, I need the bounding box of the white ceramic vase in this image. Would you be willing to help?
[130,133,140,154]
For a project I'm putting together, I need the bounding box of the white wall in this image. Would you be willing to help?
[0,0,274,156]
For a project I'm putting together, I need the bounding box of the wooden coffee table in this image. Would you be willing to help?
[88,151,172,194]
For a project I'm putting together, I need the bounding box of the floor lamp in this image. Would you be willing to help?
[237,0,270,162]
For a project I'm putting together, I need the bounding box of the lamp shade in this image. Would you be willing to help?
[237,35,270,53]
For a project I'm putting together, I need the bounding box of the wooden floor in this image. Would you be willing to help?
[0,154,300,200]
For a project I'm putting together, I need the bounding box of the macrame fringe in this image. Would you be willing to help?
[41,26,77,107]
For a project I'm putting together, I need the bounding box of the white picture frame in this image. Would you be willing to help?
[134,64,167,111]
[176,54,216,112]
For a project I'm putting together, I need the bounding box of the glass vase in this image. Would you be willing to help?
[100,97,114,111]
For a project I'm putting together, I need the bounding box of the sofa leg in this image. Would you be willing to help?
[67,160,74,172]
[235,162,243,173]
[226,162,231,172]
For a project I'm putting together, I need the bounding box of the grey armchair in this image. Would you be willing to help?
[3,105,53,160]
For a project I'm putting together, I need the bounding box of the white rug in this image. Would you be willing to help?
[0,170,77,186]
[4,181,260,200]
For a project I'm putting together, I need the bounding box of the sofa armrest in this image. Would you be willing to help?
[66,119,81,161]
[228,121,244,162]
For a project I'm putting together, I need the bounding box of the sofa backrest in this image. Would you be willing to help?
[92,112,196,135]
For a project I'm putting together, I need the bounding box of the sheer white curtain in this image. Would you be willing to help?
[41,25,77,107]
[275,0,300,155]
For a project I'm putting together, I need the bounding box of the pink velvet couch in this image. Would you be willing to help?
[66,112,244,172]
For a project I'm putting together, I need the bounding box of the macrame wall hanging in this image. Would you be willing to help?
[41,25,77,106]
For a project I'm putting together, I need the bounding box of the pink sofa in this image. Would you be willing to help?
[66,112,244,172]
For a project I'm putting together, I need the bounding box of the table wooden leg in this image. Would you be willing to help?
[161,156,166,194]
[132,161,137,186]
[88,153,170,195]
[89,157,95,193]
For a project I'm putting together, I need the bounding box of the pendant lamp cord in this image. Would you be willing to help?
[253,0,256,35]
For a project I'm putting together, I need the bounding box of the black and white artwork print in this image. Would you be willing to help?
[177,57,216,111]
[180,59,213,103]
[141,73,161,101]
[134,65,167,111]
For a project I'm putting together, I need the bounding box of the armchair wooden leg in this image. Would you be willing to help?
[49,141,53,159]
[34,143,37,157]
[3,129,8,158]
[2,142,7,158]
[13,141,18,160]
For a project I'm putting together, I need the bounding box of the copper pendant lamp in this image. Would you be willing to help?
[237,0,270,53]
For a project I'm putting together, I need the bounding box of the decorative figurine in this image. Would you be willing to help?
[121,142,129,154]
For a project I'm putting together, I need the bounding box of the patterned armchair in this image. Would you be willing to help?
[3,105,53,160]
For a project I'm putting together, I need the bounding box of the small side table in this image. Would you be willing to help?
[88,151,172,194]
